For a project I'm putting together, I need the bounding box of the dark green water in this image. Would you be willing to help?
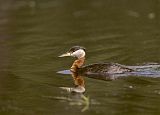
[0,0,160,115]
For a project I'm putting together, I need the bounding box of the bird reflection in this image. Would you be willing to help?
[58,72,89,112]
[60,71,85,93]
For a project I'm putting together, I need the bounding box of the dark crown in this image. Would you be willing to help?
[69,46,86,53]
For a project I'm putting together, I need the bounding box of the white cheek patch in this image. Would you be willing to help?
[72,49,85,58]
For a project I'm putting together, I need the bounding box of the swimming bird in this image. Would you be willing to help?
[59,46,134,75]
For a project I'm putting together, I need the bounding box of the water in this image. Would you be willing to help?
[0,0,160,114]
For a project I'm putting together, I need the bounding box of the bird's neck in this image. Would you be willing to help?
[70,57,85,73]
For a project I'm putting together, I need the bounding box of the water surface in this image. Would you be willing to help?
[0,0,160,115]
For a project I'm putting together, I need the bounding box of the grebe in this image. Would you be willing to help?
[58,46,160,93]
[59,46,134,75]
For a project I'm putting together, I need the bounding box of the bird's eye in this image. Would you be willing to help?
[69,48,76,53]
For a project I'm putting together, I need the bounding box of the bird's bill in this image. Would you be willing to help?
[58,52,71,57]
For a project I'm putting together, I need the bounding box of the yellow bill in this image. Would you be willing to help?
[58,52,71,57]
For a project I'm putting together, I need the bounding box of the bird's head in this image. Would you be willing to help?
[59,46,86,59]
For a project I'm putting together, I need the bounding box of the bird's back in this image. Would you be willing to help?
[78,63,134,75]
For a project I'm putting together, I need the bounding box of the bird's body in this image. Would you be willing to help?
[78,63,133,75]
[59,46,134,75]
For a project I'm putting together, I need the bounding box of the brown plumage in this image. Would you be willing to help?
[59,46,134,75]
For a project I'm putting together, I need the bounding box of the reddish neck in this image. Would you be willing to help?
[70,57,85,73]
[71,72,85,87]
